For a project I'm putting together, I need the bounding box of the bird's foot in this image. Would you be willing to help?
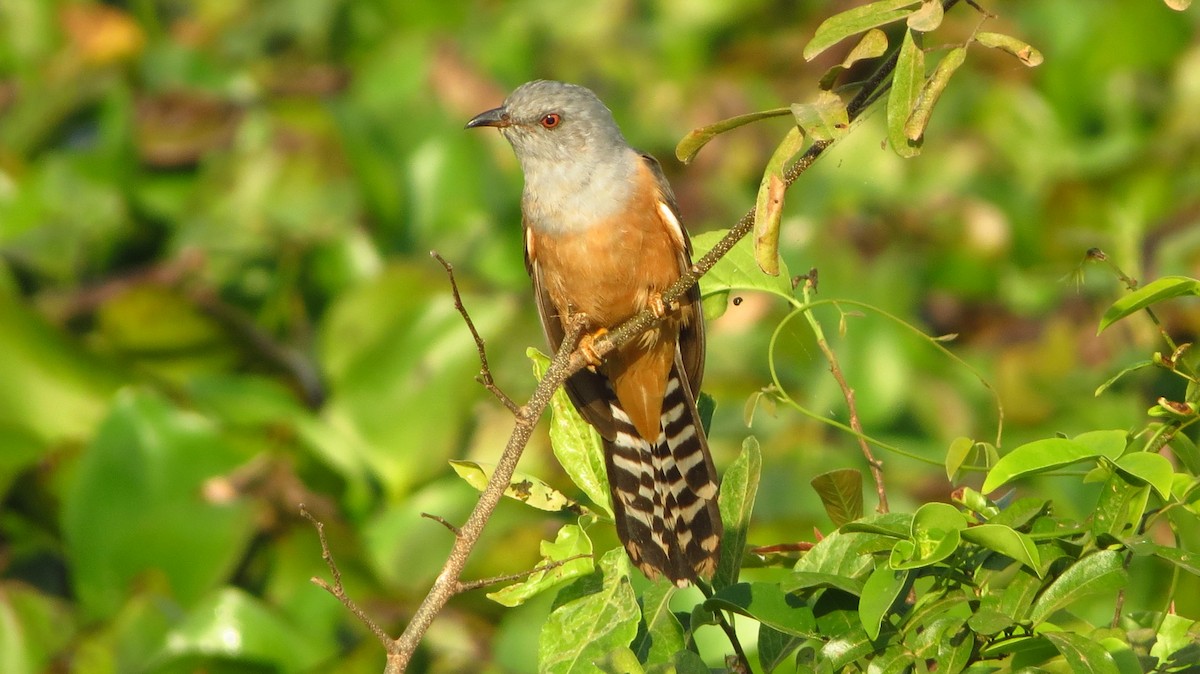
[577,328,609,369]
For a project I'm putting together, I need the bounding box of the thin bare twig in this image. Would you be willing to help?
[300,505,394,649]
[420,512,462,537]
[798,276,889,513]
[431,250,520,414]
[456,554,594,593]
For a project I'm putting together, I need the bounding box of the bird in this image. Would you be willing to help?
[466,80,722,585]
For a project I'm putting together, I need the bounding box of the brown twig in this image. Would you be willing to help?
[420,512,462,536]
[300,505,394,649]
[431,250,520,414]
[456,554,594,593]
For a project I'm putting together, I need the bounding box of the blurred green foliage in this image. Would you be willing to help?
[0,0,1198,672]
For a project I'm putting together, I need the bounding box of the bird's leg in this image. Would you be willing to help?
[577,327,609,369]
[647,291,676,318]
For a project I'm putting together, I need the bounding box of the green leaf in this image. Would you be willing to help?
[1091,472,1150,539]
[715,436,762,589]
[692,230,795,321]
[961,524,1042,575]
[974,31,1045,67]
[982,436,1120,494]
[887,29,925,158]
[1098,276,1200,334]
[1042,631,1122,674]
[1073,430,1130,459]
[1094,360,1154,396]
[904,46,966,142]
[1114,452,1174,499]
[675,108,792,164]
[153,588,325,672]
[1167,431,1200,474]
[1127,539,1200,575]
[795,525,879,578]
[0,583,74,674]
[596,646,645,674]
[967,607,1014,636]
[531,349,614,518]
[1151,613,1200,666]
[757,624,805,674]
[451,460,586,514]
[987,497,1050,530]
[840,513,912,538]
[783,571,865,596]
[859,566,909,639]
[945,437,975,484]
[705,583,818,637]
[790,91,849,142]
[630,582,684,665]
[813,590,877,666]
[819,29,889,89]
[810,468,863,527]
[804,0,922,61]
[62,390,257,620]
[488,522,594,607]
[539,549,640,674]
[890,502,967,569]
[1028,550,1127,625]
[753,126,805,276]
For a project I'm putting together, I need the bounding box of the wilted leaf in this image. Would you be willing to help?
[887,29,925,157]
[906,0,944,32]
[804,0,922,61]
[975,31,1044,67]
[450,460,586,514]
[905,46,966,142]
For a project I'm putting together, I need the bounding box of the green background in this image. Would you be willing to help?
[1,0,1198,672]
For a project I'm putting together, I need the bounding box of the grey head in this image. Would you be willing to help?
[467,80,642,232]
[466,80,632,166]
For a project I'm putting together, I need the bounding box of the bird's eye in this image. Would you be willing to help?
[540,113,561,129]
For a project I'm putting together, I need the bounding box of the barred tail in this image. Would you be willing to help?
[603,360,722,585]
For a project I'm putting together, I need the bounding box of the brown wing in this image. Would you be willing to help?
[640,153,705,396]
[525,224,618,438]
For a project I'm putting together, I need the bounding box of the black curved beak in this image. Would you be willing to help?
[465,106,510,129]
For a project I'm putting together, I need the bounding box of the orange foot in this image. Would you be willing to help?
[578,328,609,369]
[647,292,676,318]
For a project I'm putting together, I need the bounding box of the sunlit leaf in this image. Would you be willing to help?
[811,468,863,527]
[450,460,586,514]
[981,436,1121,494]
[1028,550,1126,625]
[945,436,974,483]
[1043,631,1122,674]
[531,349,613,518]
[539,549,640,674]
[906,0,944,32]
[975,31,1045,66]
[715,436,763,589]
[488,522,595,607]
[1098,276,1200,334]
[887,29,924,157]
[960,524,1042,575]
[630,582,684,663]
[705,582,818,637]
[859,566,909,639]
[1114,452,1174,499]
[804,0,922,60]
[753,127,805,276]
[905,46,966,142]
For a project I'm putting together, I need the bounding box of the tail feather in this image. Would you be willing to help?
[604,359,722,585]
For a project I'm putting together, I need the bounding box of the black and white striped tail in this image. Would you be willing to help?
[603,362,722,585]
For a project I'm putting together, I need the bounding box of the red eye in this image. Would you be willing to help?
[540,113,561,129]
